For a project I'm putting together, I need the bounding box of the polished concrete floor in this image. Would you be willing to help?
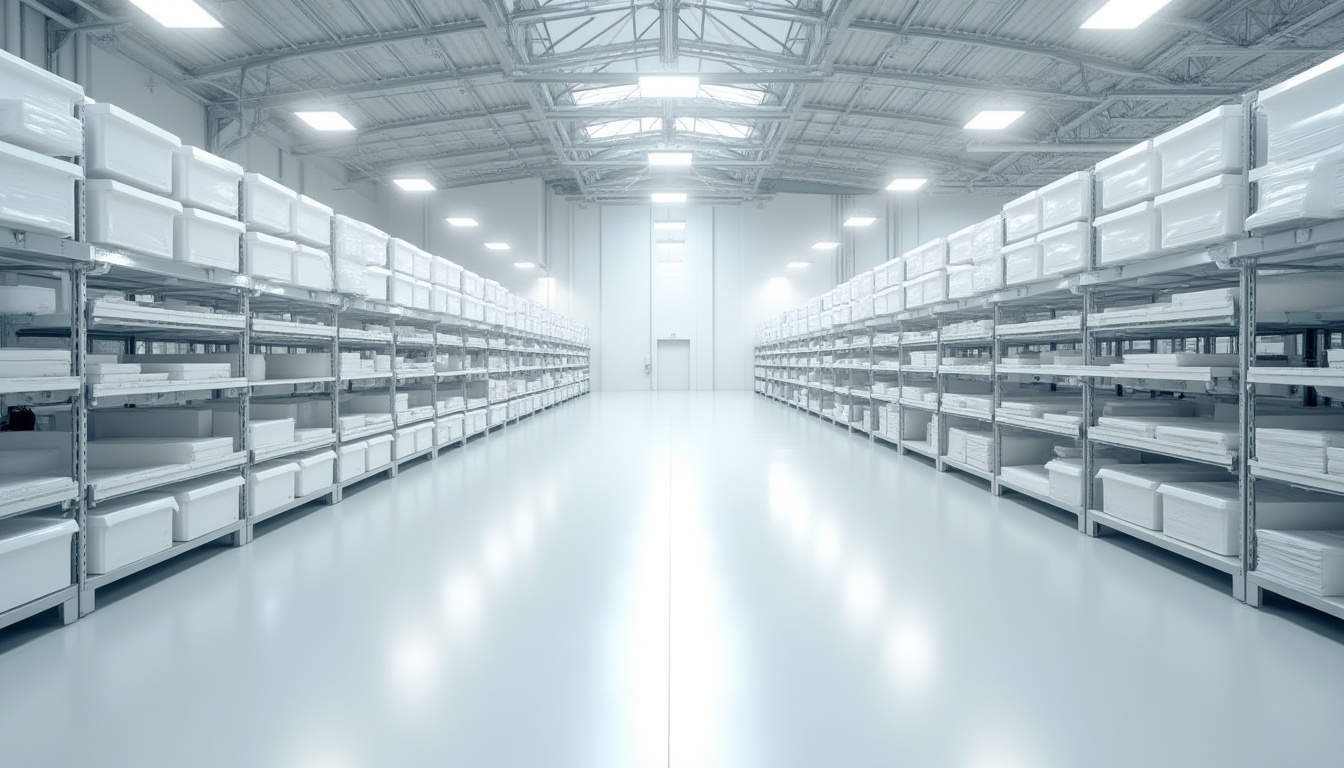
[3,391,1344,767]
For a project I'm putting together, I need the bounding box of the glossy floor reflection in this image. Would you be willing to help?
[3,392,1344,767]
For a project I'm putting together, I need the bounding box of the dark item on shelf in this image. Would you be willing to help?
[1,406,37,431]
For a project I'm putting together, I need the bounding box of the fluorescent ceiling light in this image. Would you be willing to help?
[812,241,841,250]
[513,261,537,269]
[446,217,479,227]
[393,178,435,192]
[657,242,685,251]
[652,192,688,204]
[484,242,511,251]
[294,111,356,131]
[654,220,686,231]
[886,178,929,192]
[128,0,222,28]
[844,217,878,227]
[1082,0,1174,29]
[648,151,693,167]
[639,75,701,98]
[788,261,811,269]
[964,110,1026,130]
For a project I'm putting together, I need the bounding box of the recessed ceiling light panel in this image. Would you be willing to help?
[294,111,356,131]
[812,241,841,251]
[648,152,694,167]
[393,178,435,192]
[638,76,701,98]
[652,192,688,203]
[129,0,221,28]
[484,242,511,251]
[886,178,929,192]
[447,217,479,227]
[1082,0,1173,29]
[964,110,1026,130]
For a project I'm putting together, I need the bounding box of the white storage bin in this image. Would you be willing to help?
[436,415,464,446]
[1096,464,1231,529]
[171,147,242,218]
[338,442,367,481]
[241,173,298,236]
[443,288,463,316]
[243,231,297,283]
[1154,174,1246,251]
[85,179,182,259]
[1045,457,1120,508]
[293,245,334,291]
[1258,51,1344,163]
[395,426,418,458]
[293,195,332,248]
[1002,191,1041,244]
[1003,239,1043,285]
[293,450,336,496]
[159,474,243,541]
[389,239,424,276]
[1038,222,1092,276]
[0,515,78,613]
[1038,171,1093,229]
[366,434,394,469]
[972,258,1003,294]
[413,279,432,310]
[463,296,484,322]
[414,422,434,452]
[366,267,392,302]
[174,208,243,271]
[438,259,463,290]
[0,48,84,156]
[1094,202,1162,265]
[484,279,501,305]
[949,220,1004,266]
[392,272,416,307]
[1095,141,1159,213]
[1166,482,1344,556]
[1244,149,1344,232]
[1153,105,1245,192]
[83,103,181,195]
[86,494,176,574]
[332,215,389,266]
[250,460,299,515]
[947,265,976,299]
[0,142,83,238]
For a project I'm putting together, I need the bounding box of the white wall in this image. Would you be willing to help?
[558,190,1012,392]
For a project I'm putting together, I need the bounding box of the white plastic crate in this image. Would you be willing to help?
[463,296,484,322]
[85,179,182,259]
[444,288,463,316]
[1038,222,1092,276]
[250,461,299,515]
[0,141,83,238]
[395,426,418,458]
[1153,105,1245,192]
[1094,202,1162,266]
[0,48,84,156]
[1155,174,1246,251]
[240,173,298,236]
[293,450,336,496]
[332,215,389,266]
[438,259,463,290]
[1003,239,1043,285]
[0,516,78,613]
[948,220,1002,266]
[484,279,501,305]
[903,239,946,279]
[1257,51,1344,163]
[86,494,176,574]
[392,272,416,307]
[243,231,297,283]
[1045,457,1120,508]
[413,279,433,311]
[947,265,976,299]
[293,244,333,291]
[1095,141,1159,213]
[365,267,392,302]
[159,474,243,541]
[289,195,331,249]
[462,271,483,299]
[389,239,425,276]
[1002,191,1041,244]
[366,434,393,469]
[1096,464,1230,529]
[338,443,367,481]
[415,422,435,452]
[171,147,242,218]
[174,208,243,271]
[1244,149,1344,232]
[83,103,181,195]
[972,257,1003,294]
[1038,171,1093,229]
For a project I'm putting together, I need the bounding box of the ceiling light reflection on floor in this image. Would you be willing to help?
[843,565,883,623]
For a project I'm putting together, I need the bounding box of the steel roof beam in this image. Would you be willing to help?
[509,1,656,25]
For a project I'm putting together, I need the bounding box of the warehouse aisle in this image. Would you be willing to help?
[3,392,1344,767]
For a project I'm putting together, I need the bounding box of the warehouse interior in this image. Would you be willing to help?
[5,1,1344,766]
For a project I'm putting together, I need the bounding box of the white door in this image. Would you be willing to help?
[656,339,691,391]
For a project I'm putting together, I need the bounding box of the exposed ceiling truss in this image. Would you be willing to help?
[28,0,1344,202]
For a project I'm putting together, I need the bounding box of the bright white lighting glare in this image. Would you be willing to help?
[886,178,929,192]
[654,220,686,231]
[446,217,479,227]
[484,532,512,576]
[788,261,810,269]
[658,260,685,278]
[812,517,841,571]
[812,241,840,250]
[652,192,688,203]
[393,178,435,192]
[843,566,883,622]
[128,0,222,28]
[484,242,511,251]
[639,75,701,98]
[443,574,481,628]
[513,512,536,552]
[648,151,693,167]
[1082,0,1174,29]
[886,622,936,692]
[965,110,1026,130]
[656,241,685,251]
[293,111,356,131]
[845,216,878,227]
[389,634,439,700]
[513,261,537,269]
